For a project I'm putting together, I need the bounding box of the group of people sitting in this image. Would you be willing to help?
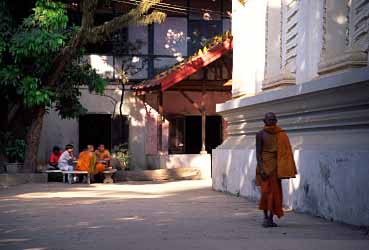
[48,144,111,181]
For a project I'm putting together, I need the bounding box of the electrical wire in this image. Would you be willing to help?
[112,0,231,18]
[114,0,188,15]
[128,0,223,14]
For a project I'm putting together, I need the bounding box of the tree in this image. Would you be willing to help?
[0,0,166,172]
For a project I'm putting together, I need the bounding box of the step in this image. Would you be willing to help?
[115,167,202,182]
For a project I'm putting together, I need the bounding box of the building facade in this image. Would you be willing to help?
[212,0,369,226]
[38,0,232,176]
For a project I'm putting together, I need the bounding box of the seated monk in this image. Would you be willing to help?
[76,145,96,174]
[95,144,111,173]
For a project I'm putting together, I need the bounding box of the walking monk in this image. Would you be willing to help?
[256,112,297,227]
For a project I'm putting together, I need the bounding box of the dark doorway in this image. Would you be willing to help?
[185,116,202,154]
[205,116,222,153]
[111,116,129,149]
[79,114,111,152]
[184,115,222,154]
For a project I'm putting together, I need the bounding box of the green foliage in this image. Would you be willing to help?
[10,0,68,62]
[111,143,129,170]
[0,1,14,63]
[24,0,68,31]
[5,139,26,163]
[10,29,66,62]
[1,0,107,120]
[1,0,165,169]
[0,65,21,90]
[22,76,51,108]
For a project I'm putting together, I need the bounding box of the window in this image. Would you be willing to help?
[85,14,129,55]
[188,20,223,55]
[168,116,185,154]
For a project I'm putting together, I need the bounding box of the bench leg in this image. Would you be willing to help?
[87,173,90,184]
[63,174,66,183]
[103,173,114,184]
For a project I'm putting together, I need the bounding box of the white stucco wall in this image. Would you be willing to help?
[231,0,266,96]
[295,0,324,84]
[38,111,79,165]
[213,68,369,226]
[213,0,369,226]
[38,86,149,170]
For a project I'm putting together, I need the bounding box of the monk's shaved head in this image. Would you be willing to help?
[264,112,276,119]
[263,112,278,126]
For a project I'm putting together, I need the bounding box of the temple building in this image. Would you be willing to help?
[212,0,369,226]
[38,0,232,178]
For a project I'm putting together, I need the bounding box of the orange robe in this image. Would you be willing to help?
[95,149,110,173]
[256,125,297,218]
[95,162,105,173]
[76,151,96,174]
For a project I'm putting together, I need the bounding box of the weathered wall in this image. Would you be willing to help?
[39,86,230,170]
[213,68,369,226]
[38,86,149,170]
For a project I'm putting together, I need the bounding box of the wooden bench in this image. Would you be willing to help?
[103,169,117,184]
[61,170,90,184]
[45,169,116,184]
[45,170,62,173]
[45,170,62,182]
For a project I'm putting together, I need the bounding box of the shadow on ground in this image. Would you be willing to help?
[0,180,368,250]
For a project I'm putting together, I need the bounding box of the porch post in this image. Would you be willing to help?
[200,84,207,154]
[201,110,206,154]
[157,91,163,153]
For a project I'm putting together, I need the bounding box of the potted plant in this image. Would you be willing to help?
[111,143,130,170]
[5,139,26,173]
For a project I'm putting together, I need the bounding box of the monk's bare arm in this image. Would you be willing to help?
[256,131,263,170]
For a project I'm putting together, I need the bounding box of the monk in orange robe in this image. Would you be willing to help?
[76,145,96,174]
[95,144,111,173]
[256,112,297,227]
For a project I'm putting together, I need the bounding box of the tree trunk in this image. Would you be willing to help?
[23,107,45,173]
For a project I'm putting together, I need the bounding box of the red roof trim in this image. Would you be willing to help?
[161,39,232,91]
[133,38,232,93]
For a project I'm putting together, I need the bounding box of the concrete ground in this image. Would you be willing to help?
[0,180,368,250]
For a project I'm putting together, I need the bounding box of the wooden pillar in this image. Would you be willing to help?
[201,110,206,154]
[200,84,207,154]
[157,91,163,153]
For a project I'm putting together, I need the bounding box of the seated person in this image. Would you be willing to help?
[95,144,111,173]
[76,144,96,174]
[48,146,61,170]
[58,144,75,171]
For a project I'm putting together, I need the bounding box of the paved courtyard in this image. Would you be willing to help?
[0,180,368,250]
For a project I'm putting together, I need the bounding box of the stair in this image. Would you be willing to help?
[115,167,202,182]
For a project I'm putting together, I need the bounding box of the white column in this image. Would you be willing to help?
[262,0,298,90]
[295,0,325,83]
[231,0,267,97]
[264,0,283,79]
[348,0,369,61]
[318,0,368,75]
